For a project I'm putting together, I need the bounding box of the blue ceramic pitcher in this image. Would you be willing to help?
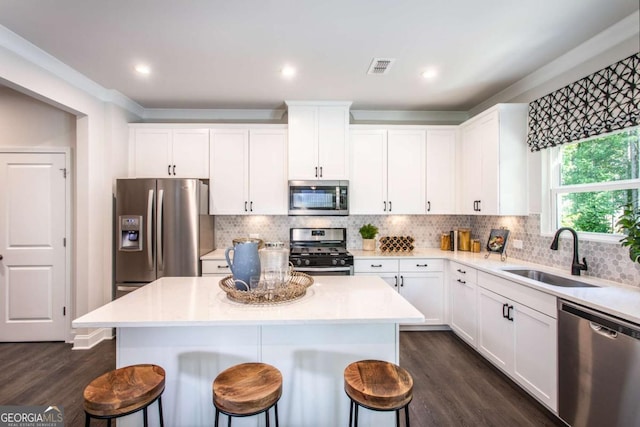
[225,241,261,291]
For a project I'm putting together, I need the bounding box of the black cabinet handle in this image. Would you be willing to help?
[394,275,398,287]
[167,165,171,176]
[244,201,248,212]
[457,269,466,274]
[416,264,428,267]
[250,201,253,212]
[218,265,229,269]
[371,264,382,268]
[427,201,431,212]
[507,305,514,321]
[315,166,318,178]
[477,200,481,212]
[319,166,323,177]
[173,165,176,175]
[457,279,466,284]
[389,201,392,211]
[400,275,404,287]
[383,201,387,212]
[502,303,509,319]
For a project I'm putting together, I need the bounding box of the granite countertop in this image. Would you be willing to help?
[201,248,640,324]
[72,275,424,328]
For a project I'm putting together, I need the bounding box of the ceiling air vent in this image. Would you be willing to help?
[367,58,395,75]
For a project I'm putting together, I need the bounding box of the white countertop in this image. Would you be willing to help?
[202,248,640,324]
[72,275,425,328]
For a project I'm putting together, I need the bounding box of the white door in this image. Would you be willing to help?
[387,130,426,214]
[477,287,513,372]
[317,106,349,180]
[287,106,318,180]
[402,273,444,325]
[249,129,288,215]
[349,130,387,214]
[0,152,67,341]
[209,129,249,215]
[171,129,210,178]
[426,129,456,214]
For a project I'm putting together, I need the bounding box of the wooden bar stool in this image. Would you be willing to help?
[212,362,282,427]
[83,364,165,427]
[344,360,413,427]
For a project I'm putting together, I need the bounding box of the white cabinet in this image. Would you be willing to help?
[426,128,457,214]
[354,258,445,326]
[449,261,478,347]
[209,127,287,215]
[458,104,528,215]
[350,127,426,214]
[477,271,557,411]
[130,127,209,178]
[286,101,351,180]
[201,259,231,277]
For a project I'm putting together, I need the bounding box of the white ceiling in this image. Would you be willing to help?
[0,0,638,112]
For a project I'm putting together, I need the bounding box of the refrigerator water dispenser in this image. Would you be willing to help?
[119,215,143,251]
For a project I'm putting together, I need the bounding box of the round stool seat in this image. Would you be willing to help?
[344,360,413,411]
[83,364,165,417]
[213,362,282,416]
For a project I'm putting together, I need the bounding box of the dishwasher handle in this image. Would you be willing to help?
[559,299,640,341]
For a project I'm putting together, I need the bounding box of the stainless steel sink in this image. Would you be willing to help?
[502,269,598,288]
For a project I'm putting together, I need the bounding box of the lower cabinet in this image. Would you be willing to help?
[477,271,557,412]
[354,258,445,326]
[449,261,478,347]
[201,258,231,277]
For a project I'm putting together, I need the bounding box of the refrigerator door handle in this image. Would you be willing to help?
[157,189,164,271]
[146,189,154,270]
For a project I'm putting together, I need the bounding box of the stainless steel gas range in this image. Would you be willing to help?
[289,228,354,275]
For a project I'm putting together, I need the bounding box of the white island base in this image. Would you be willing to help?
[74,276,424,427]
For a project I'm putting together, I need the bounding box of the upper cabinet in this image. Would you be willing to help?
[209,126,287,215]
[350,127,426,215]
[129,127,209,178]
[458,104,528,215]
[286,101,351,180]
[426,128,457,214]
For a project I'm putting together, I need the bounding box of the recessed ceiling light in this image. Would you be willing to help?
[281,65,296,78]
[421,68,438,80]
[135,64,151,75]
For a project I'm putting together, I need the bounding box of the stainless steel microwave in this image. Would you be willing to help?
[288,180,349,216]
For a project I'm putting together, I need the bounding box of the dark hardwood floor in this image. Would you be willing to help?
[0,332,563,426]
[401,331,564,427]
[0,339,116,426]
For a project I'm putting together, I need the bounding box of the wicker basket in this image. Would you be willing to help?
[219,271,314,305]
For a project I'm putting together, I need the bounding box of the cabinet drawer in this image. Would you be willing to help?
[450,261,477,283]
[399,258,444,272]
[477,271,556,318]
[202,260,231,275]
[354,259,398,273]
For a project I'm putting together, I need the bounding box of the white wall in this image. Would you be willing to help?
[0,41,140,344]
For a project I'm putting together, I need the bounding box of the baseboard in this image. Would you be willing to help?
[72,327,114,350]
[400,324,451,332]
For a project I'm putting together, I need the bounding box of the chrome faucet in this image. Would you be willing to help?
[550,227,588,276]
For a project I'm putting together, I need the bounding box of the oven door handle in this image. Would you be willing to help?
[293,266,353,273]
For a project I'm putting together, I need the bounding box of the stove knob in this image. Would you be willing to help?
[296,259,302,266]
[304,259,310,266]
[332,259,338,266]
[340,259,346,266]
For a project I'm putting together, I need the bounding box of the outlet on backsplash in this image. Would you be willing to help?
[512,239,523,249]
[249,233,260,239]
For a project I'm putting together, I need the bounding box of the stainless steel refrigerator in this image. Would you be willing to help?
[114,178,214,290]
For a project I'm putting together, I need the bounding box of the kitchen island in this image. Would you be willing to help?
[73,276,424,427]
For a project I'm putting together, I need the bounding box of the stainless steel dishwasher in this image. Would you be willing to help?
[558,300,640,427]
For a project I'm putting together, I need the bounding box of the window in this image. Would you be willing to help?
[548,127,640,238]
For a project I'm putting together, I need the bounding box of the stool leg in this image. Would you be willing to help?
[143,407,148,427]
[275,403,279,427]
[84,413,90,427]
[228,414,232,427]
[266,407,270,427]
[354,402,359,427]
[214,408,220,427]
[107,419,112,427]
[158,396,164,427]
[395,409,400,427]
[405,405,411,427]
[348,400,353,427]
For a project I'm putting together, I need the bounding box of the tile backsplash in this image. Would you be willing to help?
[215,214,640,287]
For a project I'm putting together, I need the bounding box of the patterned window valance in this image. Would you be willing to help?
[527,53,639,152]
